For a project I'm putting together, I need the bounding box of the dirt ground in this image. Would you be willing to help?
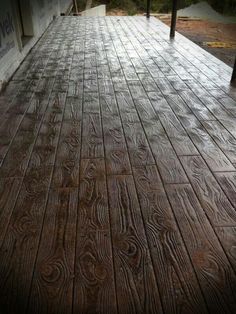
[106,9,128,16]
[160,17,236,67]
[106,9,236,67]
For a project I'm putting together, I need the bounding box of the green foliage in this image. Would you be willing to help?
[158,0,201,13]
[209,0,236,14]
[108,0,145,11]
[87,0,236,15]
[103,0,203,13]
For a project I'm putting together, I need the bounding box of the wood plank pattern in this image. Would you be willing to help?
[215,172,236,208]
[123,121,155,166]
[107,175,163,314]
[51,96,82,188]
[151,98,199,156]
[179,90,216,121]
[102,116,131,175]
[0,178,22,246]
[82,113,104,158]
[0,115,41,177]
[133,166,208,314]
[74,159,117,313]
[215,227,236,273]
[0,113,24,160]
[27,188,78,314]
[186,125,235,172]
[166,184,236,313]
[180,155,236,226]
[143,120,188,184]
[0,166,53,314]
[203,120,236,164]
[0,16,236,314]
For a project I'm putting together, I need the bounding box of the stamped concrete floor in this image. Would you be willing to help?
[0,16,236,314]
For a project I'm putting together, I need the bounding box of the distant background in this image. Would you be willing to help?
[74,1,236,66]
[76,0,236,16]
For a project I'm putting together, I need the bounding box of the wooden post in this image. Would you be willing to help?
[231,57,236,85]
[147,0,151,18]
[73,0,79,15]
[170,0,178,38]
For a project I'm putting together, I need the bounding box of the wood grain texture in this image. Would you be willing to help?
[123,121,155,167]
[115,91,139,123]
[138,74,159,92]
[82,113,104,158]
[143,120,188,184]
[179,90,216,121]
[27,92,51,119]
[165,93,193,118]
[203,120,236,164]
[52,96,82,187]
[0,114,41,178]
[0,91,49,178]
[74,159,117,314]
[64,96,82,122]
[0,178,22,247]
[52,119,81,188]
[0,113,24,160]
[217,96,236,117]
[166,183,236,313]
[133,166,208,314]
[28,188,78,314]
[99,79,114,95]
[29,92,66,168]
[157,108,199,156]
[6,91,33,114]
[102,116,131,175]
[0,166,53,314]
[219,115,236,138]
[215,172,236,208]
[133,98,158,123]
[83,92,100,113]
[67,80,83,98]
[128,81,147,100]
[107,175,163,314]
[36,77,55,94]
[100,95,119,119]
[200,95,233,120]
[181,155,236,226]
[0,86,66,312]
[215,227,236,273]
[53,77,69,93]
[187,125,235,172]
[154,78,176,95]
[1,16,236,314]
[0,81,22,114]
[166,75,189,91]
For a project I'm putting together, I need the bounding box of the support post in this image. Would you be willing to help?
[147,0,151,18]
[231,57,236,85]
[73,0,79,15]
[170,0,178,38]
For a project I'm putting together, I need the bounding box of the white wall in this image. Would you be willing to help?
[0,0,72,91]
[81,5,106,17]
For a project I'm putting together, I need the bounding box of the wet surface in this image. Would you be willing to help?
[0,16,236,314]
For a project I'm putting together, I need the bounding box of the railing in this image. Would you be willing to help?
[146,0,236,84]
